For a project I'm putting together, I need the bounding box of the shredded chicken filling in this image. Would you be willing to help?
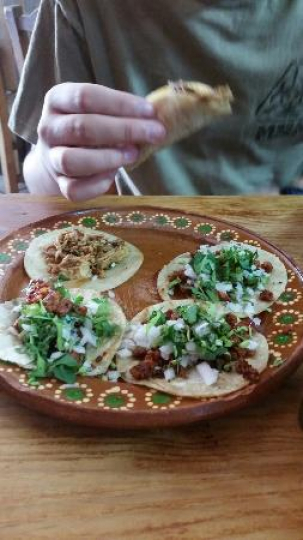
[43,229,128,279]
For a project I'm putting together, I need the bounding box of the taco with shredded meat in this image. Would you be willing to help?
[116,300,269,398]
[157,241,287,317]
[24,226,143,292]
[0,279,126,385]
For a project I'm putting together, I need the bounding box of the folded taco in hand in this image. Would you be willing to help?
[157,241,287,317]
[0,279,126,385]
[129,80,233,169]
[116,300,268,398]
[24,226,143,292]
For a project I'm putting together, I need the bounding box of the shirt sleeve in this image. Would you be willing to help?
[9,0,95,144]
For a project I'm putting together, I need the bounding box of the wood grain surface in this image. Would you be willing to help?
[0,194,302,540]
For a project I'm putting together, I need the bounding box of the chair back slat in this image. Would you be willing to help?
[0,3,38,193]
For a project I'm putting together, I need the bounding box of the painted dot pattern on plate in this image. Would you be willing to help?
[7,237,29,253]
[30,227,50,238]
[54,221,73,229]
[243,239,262,248]
[273,309,303,326]
[78,216,99,228]
[126,211,146,224]
[0,207,302,426]
[278,288,302,306]
[0,252,12,264]
[145,391,181,410]
[269,329,298,349]
[55,384,93,404]
[98,386,136,410]
[194,222,216,235]
[217,229,240,242]
[150,214,172,226]
[101,212,123,226]
[172,217,192,229]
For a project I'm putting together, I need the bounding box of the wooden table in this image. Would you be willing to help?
[0,194,302,540]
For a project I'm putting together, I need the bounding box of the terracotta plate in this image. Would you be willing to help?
[0,206,302,429]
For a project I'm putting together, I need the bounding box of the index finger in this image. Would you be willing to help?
[46,83,155,118]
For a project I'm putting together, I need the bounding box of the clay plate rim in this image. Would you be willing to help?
[0,205,302,429]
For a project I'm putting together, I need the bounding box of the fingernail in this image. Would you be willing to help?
[123,148,139,164]
[147,124,166,143]
[136,100,154,117]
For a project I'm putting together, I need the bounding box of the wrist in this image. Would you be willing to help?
[23,142,61,195]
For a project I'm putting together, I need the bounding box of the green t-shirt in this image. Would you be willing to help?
[9,0,303,194]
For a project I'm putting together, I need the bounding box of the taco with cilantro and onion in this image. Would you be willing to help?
[115,300,269,398]
[24,226,143,292]
[157,241,287,317]
[0,279,126,385]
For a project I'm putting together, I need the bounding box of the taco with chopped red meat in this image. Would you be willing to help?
[0,280,126,384]
[116,300,268,398]
[157,241,287,317]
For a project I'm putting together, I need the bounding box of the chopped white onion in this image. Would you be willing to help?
[21,323,35,332]
[133,324,161,349]
[166,318,185,331]
[108,290,115,299]
[254,269,265,277]
[186,341,198,353]
[80,326,97,347]
[246,287,255,296]
[49,351,65,361]
[193,322,209,338]
[180,355,190,368]
[244,303,255,317]
[196,362,219,386]
[246,339,259,351]
[117,348,132,358]
[86,300,99,315]
[215,282,233,293]
[148,325,162,344]
[252,317,261,326]
[84,318,93,331]
[73,345,86,355]
[120,338,135,349]
[164,367,175,381]
[159,343,174,360]
[107,370,120,381]
[62,325,72,340]
[226,302,242,314]
[184,264,197,280]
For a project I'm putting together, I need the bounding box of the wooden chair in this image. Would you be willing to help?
[0,3,37,193]
[4,5,38,78]
[2,3,130,196]
[0,72,19,192]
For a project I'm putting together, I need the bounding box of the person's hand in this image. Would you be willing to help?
[33,83,166,200]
